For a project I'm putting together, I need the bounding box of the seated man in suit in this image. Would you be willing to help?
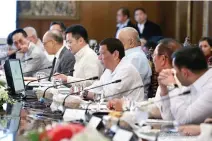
[11,28,51,77]
[115,7,136,38]
[83,38,144,102]
[134,8,162,40]
[42,30,75,76]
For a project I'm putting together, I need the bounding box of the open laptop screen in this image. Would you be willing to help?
[4,59,25,94]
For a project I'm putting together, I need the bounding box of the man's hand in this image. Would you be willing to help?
[54,73,68,83]
[158,69,176,86]
[178,125,200,136]
[81,90,94,100]
[107,99,123,111]
[158,69,177,96]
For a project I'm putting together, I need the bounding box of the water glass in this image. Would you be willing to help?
[36,72,47,88]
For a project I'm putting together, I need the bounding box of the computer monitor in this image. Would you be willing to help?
[4,59,25,95]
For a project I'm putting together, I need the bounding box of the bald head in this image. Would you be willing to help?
[117,27,141,50]
[43,30,63,44]
[43,30,64,55]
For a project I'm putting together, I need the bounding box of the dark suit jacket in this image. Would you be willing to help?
[135,20,162,40]
[54,47,75,76]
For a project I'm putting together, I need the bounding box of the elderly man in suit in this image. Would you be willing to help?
[11,28,51,77]
[42,30,75,78]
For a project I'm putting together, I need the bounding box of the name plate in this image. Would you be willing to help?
[113,129,133,141]
[63,109,85,121]
[87,116,102,129]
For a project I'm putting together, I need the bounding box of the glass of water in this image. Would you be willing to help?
[52,77,63,88]
[36,72,47,88]
[93,93,102,111]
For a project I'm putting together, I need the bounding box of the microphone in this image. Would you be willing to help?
[42,76,99,99]
[48,57,57,81]
[25,69,75,88]
[137,90,190,108]
[0,48,20,60]
[21,57,33,62]
[23,66,52,75]
[107,86,190,111]
[104,85,144,99]
[62,79,122,106]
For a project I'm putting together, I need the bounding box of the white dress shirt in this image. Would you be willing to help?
[137,23,145,34]
[86,58,144,102]
[158,69,212,125]
[123,46,152,98]
[67,45,104,87]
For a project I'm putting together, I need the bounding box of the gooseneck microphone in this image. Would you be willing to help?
[42,76,99,99]
[103,85,144,99]
[0,48,21,60]
[23,66,52,75]
[137,90,190,108]
[25,69,75,88]
[62,79,122,106]
[21,57,33,62]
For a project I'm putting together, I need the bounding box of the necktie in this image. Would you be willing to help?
[48,57,56,81]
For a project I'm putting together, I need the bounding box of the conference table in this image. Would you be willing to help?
[0,98,198,141]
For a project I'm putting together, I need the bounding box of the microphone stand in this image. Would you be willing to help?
[42,76,98,99]
[62,79,122,106]
[25,69,74,88]
[23,66,52,75]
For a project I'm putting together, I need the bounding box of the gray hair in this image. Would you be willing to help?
[23,26,38,38]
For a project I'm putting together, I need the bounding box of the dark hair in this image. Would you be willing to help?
[134,8,146,14]
[119,7,130,18]
[172,47,208,73]
[199,37,212,48]
[65,24,88,43]
[7,33,13,45]
[11,28,28,39]
[157,38,182,64]
[99,38,125,60]
[50,21,66,32]
[145,40,157,50]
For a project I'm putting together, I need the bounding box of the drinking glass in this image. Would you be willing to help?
[93,93,102,111]
[36,72,47,88]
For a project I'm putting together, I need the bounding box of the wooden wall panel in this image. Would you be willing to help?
[159,1,176,39]
[191,1,203,44]
[18,1,162,42]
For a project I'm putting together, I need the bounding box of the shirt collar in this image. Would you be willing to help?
[137,20,147,26]
[125,46,141,56]
[55,46,64,59]
[117,19,130,28]
[192,69,212,91]
[74,44,89,61]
